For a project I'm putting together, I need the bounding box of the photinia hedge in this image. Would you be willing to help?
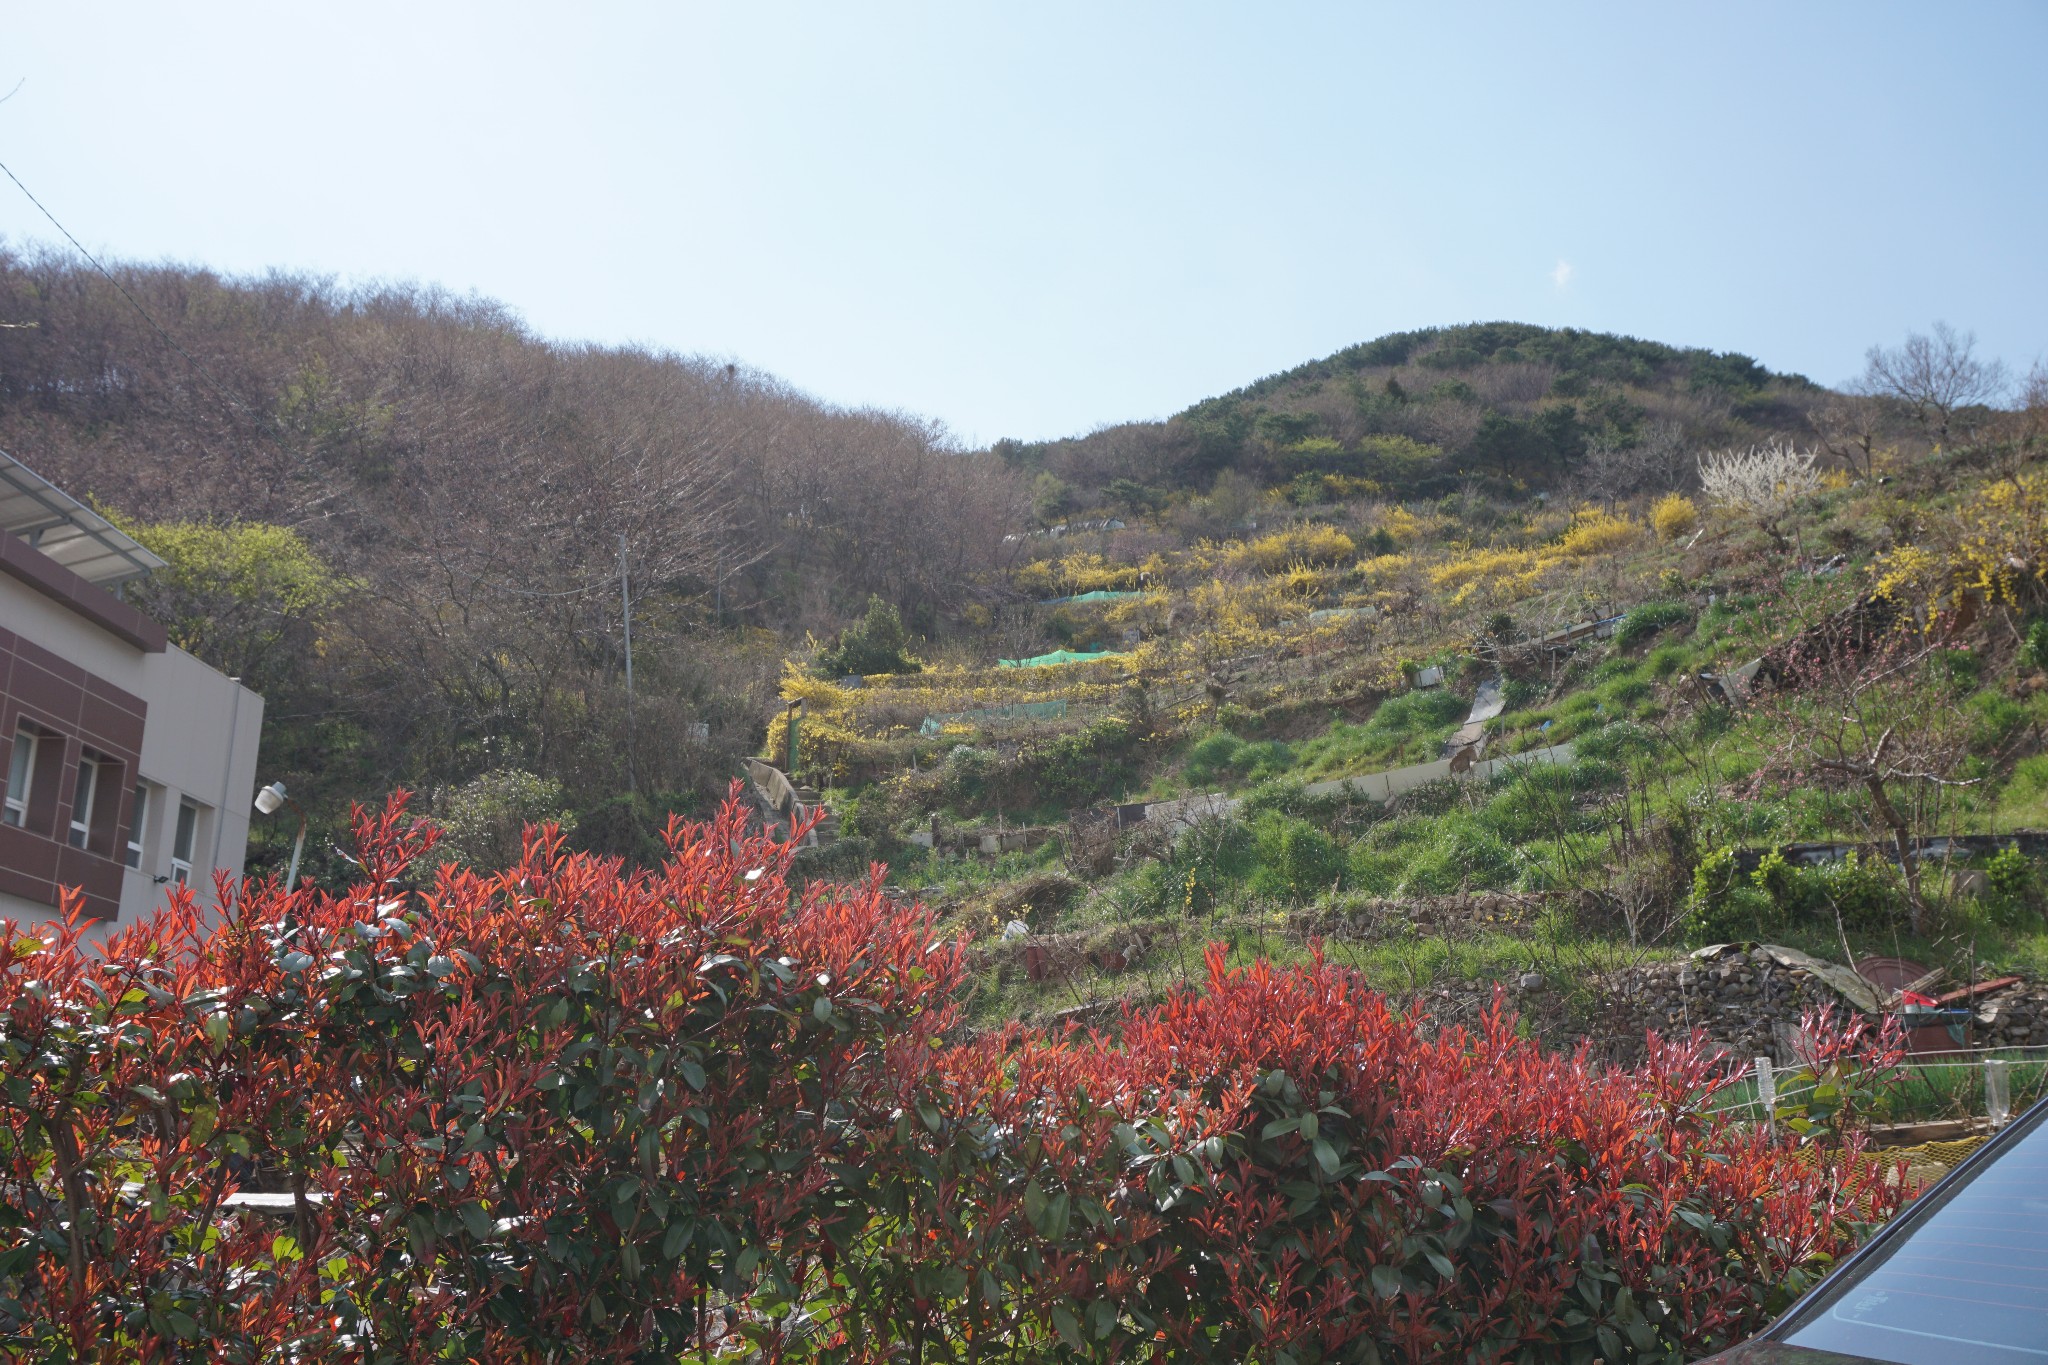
[0,789,1903,1362]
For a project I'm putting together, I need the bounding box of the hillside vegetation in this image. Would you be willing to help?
[0,244,1019,869]
[4,244,2044,1037]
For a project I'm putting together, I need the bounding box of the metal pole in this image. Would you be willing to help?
[785,701,802,784]
[620,533,636,796]
[285,810,306,891]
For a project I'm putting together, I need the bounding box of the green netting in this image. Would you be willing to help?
[1041,589,1145,606]
[996,648,1131,668]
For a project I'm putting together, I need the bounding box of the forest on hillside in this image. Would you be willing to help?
[996,322,1829,521]
[0,244,1022,868]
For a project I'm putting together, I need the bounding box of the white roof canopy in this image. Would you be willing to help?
[0,449,165,588]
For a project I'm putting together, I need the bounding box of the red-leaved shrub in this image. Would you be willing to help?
[0,790,1904,1362]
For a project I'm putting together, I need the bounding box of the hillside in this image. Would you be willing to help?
[994,321,1826,520]
[777,327,2047,1054]
[0,244,1021,868]
[4,242,2044,1038]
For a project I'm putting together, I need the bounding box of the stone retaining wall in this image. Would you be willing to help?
[1592,947,2048,1062]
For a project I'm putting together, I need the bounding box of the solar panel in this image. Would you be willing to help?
[1780,1103,2048,1364]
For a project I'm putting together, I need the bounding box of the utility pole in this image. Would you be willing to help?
[620,533,637,795]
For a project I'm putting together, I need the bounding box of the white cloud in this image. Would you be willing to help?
[1550,259,1574,290]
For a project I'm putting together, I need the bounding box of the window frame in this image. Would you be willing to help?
[3,726,37,829]
[171,798,199,887]
[125,782,150,870]
[67,753,101,850]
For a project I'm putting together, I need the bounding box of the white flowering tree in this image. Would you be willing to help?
[1697,441,1822,553]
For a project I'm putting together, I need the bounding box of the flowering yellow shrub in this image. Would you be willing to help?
[1871,470,2048,613]
[1869,545,1939,607]
[1317,474,1382,501]
[1429,546,1543,591]
[779,668,863,711]
[1187,575,1295,629]
[1651,493,1699,542]
[1558,509,1642,558]
[1224,524,1357,573]
[1353,552,1413,587]
[1273,562,1340,599]
[1013,552,1142,597]
[1378,506,1427,546]
[1102,590,1171,633]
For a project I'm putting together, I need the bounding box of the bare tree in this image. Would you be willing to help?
[1754,622,1978,935]
[1809,393,1891,479]
[1576,419,1691,507]
[1860,322,2009,442]
[2011,360,2048,466]
[1696,441,1821,553]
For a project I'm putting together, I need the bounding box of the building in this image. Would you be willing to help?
[0,451,263,936]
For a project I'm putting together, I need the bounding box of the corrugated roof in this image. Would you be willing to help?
[0,450,164,587]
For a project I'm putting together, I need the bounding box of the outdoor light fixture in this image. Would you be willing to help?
[253,780,308,890]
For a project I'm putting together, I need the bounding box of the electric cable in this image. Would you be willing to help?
[0,153,262,426]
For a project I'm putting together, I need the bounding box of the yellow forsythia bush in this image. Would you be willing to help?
[1558,508,1642,558]
[1377,506,1427,546]
[1014,552,1142,597]
[1872,469,2048,613]
[1651,493,1699,542]
[1429,546,1542,591]
[1225,524,1357,574]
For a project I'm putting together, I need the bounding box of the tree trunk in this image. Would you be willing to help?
[1862,773,1929,933]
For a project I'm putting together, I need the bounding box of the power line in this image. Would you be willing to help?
[0,153,261,425]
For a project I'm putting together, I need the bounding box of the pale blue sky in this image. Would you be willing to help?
[2,3,2042,445]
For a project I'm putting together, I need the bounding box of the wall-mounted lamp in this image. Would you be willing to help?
[253,780,308,891]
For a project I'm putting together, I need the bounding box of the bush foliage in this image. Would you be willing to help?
[1,797,1904,1362]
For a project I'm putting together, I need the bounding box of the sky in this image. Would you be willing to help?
[1,3,2043,446]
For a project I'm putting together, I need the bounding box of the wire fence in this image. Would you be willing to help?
[1702,1045,2048,1125]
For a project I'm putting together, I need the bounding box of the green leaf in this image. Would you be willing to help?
[1297,1111,1319,1142]
[1312,1138,1341,1175]
[459,1200,491,1242]
[1371,1264,1401,1300]
[1052,1305,1084,1350]
[1046,1190,1071,1240]
[1024,1181,1047,1230]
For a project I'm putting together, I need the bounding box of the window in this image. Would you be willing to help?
[125,784,149,869]
[3,727,35,828]
[171,799,199,887]
[67,755,100,849]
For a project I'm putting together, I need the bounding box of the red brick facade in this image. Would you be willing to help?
[0,625,145,921]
